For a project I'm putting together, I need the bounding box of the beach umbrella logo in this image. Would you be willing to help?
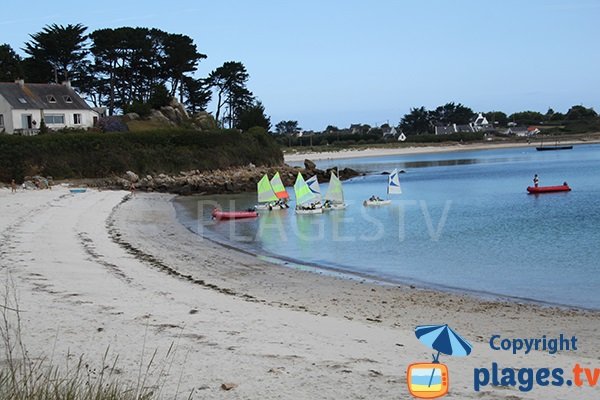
[406,324,472,399]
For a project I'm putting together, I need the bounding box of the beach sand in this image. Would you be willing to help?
[283,138,600,163]
[1,187,598,399]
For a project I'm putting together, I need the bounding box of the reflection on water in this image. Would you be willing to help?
[176,144,600,309]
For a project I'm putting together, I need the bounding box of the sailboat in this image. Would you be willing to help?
[306,175,322,204]
[363,168,401,206]
[255,174,285,210]
[270,172,290,201]
[323,172,347,210]
[294,173,323,214]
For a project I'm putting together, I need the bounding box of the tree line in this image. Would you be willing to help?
[0,24,271,131]
[398,102,598,135]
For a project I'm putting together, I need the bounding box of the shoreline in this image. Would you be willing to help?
[2,187,598,399]
[184,210,597,312]
[283,137,600,162]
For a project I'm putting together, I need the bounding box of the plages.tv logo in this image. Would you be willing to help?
[407,324,473,399]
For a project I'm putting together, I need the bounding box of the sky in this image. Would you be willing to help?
[2,0,599,130]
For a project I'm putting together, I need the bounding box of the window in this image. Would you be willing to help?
[46,95,57,103]
[63,95,73,103]
[44,114,65,124]
[18,97,27,104]
[73,113,82,124]
[0,114,4,127]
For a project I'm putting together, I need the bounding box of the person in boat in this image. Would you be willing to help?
[323,199,331,208]
[563,181,568,186]
[369,195,376,201]
[533,174,539,188]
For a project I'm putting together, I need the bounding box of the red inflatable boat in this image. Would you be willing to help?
[527,184,571,194]
[212,208,258,220]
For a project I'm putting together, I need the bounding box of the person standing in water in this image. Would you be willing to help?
[533,174,539,187]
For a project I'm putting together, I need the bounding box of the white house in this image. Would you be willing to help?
[0,80,99,135]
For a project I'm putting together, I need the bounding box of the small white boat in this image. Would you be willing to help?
[295,206,323,215]
[254,203,287,211]
[323,202,347,210]
[363,199,391,206]
[363,168,401,206]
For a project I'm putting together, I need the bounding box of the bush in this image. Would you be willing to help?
[0,128,283,181]
[123,101,152,118]
[97,116,129,133]
[148,84,171,110]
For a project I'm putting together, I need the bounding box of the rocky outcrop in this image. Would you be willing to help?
[102,160,360,196]
[135,97,217,131]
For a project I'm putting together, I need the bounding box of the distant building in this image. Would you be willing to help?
[0,80,99,135]
[435,123,476,135]
[382,126,397,137]
[435,112,495,135]
[504,126,539,137]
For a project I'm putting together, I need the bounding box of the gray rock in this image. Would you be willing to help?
[304,159,316,171]
[125,171,139,182]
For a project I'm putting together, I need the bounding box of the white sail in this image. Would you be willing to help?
[306,175,322,202]
[387,168,402,195]
[324,172,344,204]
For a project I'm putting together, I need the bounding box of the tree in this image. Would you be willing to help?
[565,105,597,120]
[89,27,206,115]
[161,33,206,101]
[483,111,508,126]
[325,125,339,133]
[400,106,433,135]
[0,44,23,81]
[181,76,211,114]
[23,23,89,83]
[275,120,300,135]
[508,111,544,125]
[237,101,271,132]
[207,61,252,127]
[432,102,475,125]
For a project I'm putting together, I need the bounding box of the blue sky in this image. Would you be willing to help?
[2,0,599,130]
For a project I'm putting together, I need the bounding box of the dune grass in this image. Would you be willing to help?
[0,279,192,400]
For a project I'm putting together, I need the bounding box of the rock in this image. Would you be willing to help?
[169,97,190,120]
[304,159,316,171]
[122,112,140,122]
[160,106,180,124]
[125,171,139,182]
[149,109,174,126]
[220,383,238,391]
[193,111,217,130]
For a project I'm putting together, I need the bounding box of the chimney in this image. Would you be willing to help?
[15,79,24,86]
[62,80,72,89]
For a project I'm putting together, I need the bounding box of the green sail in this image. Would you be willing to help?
[324,172,344,204]
[293,173,316,205]
[257,174,278,203]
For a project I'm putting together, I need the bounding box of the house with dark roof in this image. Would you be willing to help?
[0,80,99,135]
[435,123,476,135]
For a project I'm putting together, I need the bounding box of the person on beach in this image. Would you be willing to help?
[11,179,17,193]
[130,182,136,197]
[533,174,539,187]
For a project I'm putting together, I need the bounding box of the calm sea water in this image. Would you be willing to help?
[175,144,600,309]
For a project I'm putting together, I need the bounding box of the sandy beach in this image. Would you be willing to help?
[1,186,598,399]
[283,138,600,162]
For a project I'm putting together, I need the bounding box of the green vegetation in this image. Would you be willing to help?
[0,128,282,181]
[1,24,269,131]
